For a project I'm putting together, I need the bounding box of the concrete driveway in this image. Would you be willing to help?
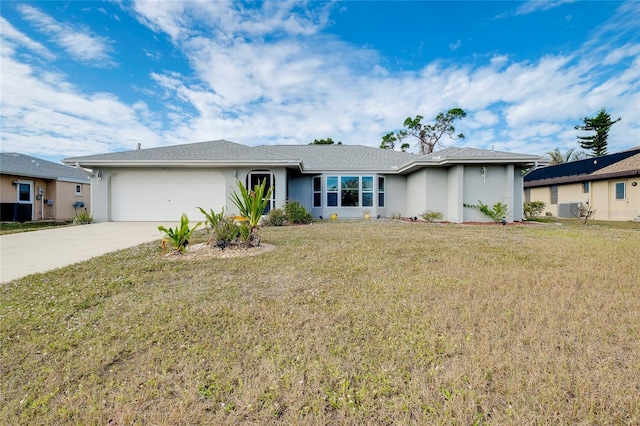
[0,222,175,283]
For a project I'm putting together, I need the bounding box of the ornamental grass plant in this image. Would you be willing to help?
[1,220,639,424]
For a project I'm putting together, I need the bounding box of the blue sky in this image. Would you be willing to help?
[1,0,638,164]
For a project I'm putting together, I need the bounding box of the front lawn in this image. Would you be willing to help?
[1,220,639,424]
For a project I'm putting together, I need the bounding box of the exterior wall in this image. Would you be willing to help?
[0,174,89,221]
[287,175,313,212]
[526,177,640,221]
[448,165,464,222]
[385,175,407,218]
[406,169,427,216]
[462,164,518,222]
[425,169,449,219]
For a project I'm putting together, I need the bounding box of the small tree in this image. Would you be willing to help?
[545,147,586,165]
[382,108,466,155]
[229,179,273,247]
[310,138,342,145]
[575,107,621,157]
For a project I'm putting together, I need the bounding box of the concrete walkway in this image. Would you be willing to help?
[0,222,174,283]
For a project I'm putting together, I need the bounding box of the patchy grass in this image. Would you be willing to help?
[0,220,74,235]
[1,220,639,425]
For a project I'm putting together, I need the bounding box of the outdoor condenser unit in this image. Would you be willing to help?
[558,202,582,218]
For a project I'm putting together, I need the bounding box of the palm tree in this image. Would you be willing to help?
[545,147,585,165]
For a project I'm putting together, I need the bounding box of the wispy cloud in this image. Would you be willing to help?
[17,4,115,67]
[496,0,576,19]
[0,17,56,60]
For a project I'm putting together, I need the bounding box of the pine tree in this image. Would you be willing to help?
[575,107,621,157]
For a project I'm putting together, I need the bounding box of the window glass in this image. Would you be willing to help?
[18,184,30,202]
[378,177,385,207]
[615,182,625,200]
[524,188,531,203]
[362,192,373,207]
[76,184,82,195]
[582,182,589,193]
[550,185,558,205]
[341,176,359,207]
[327,192,338,207]
[362,176,373,191]
[313,176,322,207]
[327,176,338,191]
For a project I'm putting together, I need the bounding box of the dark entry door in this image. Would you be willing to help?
[249,172,274,213]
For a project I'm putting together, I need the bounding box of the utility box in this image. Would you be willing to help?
[46,199,54,206]
[558,202,582,218]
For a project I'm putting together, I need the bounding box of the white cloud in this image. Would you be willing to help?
[17,4,115,67]
[0,17,56,60]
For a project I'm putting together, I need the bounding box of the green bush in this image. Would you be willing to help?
[264,208,287,226]
[523,201,546,219]
[285,201,312,224]
[421,210,443,222]
[73,209,93,225]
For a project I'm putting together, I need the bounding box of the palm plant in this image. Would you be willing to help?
[229,179,273,247]
[158,213,201,253]
[197,206,226,244]
[545,147,586,165]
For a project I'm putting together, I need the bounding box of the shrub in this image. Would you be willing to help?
[73,209,93,225]
[198,207,226,242]
[421,210,443,222]
[523,201,546,219]
[264,208,287,226]
[158,213,201,253]
[389,211,402,220]
[464,200,508,222]
[285,201,312,224]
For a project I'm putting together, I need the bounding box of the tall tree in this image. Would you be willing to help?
[381,108,467,155]
[575,107,621,157]
[310,138,342,145]
[545,147,586,165]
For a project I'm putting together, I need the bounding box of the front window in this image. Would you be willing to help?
[615,182,625,200]
[341,176,359,207]
[313,176,322,208]
[550,185,558,205]
[361,176,373,207]
[582,182,589,194]
[378,177,385,207]
[327,176,339,207]
[76,184,82,195]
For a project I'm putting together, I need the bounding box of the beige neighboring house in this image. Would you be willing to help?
[524,147,640,221]
[0,153,91,222]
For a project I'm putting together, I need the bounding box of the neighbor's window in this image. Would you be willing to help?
[76,184,82,195]
[524,188,531,203]
[341,176,359,207]
[615,182,625,200]
[18,183,31,203]
[362,176,373,207]
[327,176,338,207]
[582,182,589,193]
[313,176,322,207]
[550,185,558,205]
[378,177,385,207]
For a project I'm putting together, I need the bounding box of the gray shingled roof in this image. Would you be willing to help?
[61,139,544,173]
[63,139,299,167]
[1,152,89,182]
[259,144,421,171]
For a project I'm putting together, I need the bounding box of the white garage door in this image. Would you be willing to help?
[111,170,226,221]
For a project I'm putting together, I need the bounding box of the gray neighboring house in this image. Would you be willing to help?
[62,139,543,223]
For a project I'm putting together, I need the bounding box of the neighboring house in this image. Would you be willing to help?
[524,147,640,221]
[1,153,91,222]
[62,139,543,223]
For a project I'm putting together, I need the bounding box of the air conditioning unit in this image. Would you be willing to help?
[558,202,582,218]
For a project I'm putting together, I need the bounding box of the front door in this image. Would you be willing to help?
[16,180,33,222]
[249,172,274,214]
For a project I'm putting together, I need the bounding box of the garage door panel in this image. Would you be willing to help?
[111,171,226,221]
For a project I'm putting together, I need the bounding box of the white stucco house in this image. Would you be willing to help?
[62,140,544,223]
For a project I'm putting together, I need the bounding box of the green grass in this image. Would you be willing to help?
[1,220,639,424]
[0,220,73,235]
